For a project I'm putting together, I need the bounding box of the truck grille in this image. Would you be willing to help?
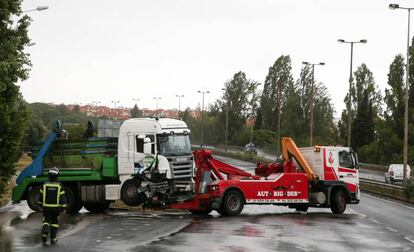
[169,157,193,179]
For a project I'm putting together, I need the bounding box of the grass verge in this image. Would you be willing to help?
[0,153,32,207]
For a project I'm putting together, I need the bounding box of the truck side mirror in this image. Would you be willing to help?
[143,137,152,154]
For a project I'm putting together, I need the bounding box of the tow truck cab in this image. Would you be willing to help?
[299,146,360,203]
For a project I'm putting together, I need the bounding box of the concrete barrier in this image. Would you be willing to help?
[360,179,414,204]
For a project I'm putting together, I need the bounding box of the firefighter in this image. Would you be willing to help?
[39,167,67,245]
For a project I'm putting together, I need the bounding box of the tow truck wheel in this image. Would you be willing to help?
[222,190,244,216]
[189,209,212,215]
[84,201,111,213]
[330,189,347,214]
[27,186,42,212]
[121,179,145,206]
[65,187,83,214]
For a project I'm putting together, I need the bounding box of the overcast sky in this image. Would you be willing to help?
[20,0,414,116]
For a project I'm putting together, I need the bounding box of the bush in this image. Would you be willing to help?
[403,179,414,199]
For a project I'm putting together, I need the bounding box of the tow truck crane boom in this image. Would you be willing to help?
[281,137,317,181]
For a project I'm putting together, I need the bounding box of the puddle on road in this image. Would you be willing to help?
[0,203,105,251]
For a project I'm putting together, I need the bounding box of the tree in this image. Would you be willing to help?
[339,63,381,146]
[73,105,80,113]
[0,1,32,195]
[22,113,46,151]
[384,54,405,138]
[260,55,293,153]
[351,64,382,116]
[283,66,337,147]
[130,105,142,118]
[216,71,260,144]
[352,90,375,150]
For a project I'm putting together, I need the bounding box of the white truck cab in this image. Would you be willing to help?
[299,146,360,202]
[105,118,194,205]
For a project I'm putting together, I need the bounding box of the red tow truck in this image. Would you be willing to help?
[165,137,360,216]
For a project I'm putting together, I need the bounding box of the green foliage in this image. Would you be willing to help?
[402,178,414,199]
[218,71,260,141]
[352,90,375,151]
[64,124,89,141]
[28,102,96,130]
[22,112,46,151]
[339,63,381,149]
[0,1,32,195]
[385,54,405,138]
[130,105,142,118]
[260,55,293,130]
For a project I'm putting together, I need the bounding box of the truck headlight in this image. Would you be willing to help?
[210,185,219,191]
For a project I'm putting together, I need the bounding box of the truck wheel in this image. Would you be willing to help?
[121,179,145,206]
[65,187,83,214]
[330,190,347,214]
[27,186,42,212]
[222,190,244,216]
[294,204,309,212]
[189,209,212,215]
[84,201,110,213]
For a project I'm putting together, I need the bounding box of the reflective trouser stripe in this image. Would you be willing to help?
[51,224,59,228]
[43,223,50,226]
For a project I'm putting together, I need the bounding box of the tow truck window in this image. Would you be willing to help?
[339,151,355,169]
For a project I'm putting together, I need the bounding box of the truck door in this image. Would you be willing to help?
[134,134,156,174]
[337,150,359,194]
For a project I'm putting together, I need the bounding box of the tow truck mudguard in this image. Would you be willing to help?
[314,180,352,206]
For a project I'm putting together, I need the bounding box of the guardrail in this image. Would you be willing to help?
[360,178,414,204]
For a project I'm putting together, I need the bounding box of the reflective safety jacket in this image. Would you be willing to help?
[40,182,67,209]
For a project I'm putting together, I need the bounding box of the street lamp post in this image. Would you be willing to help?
[222,88,229,152]
[153,97,161,117]
[389,3,414,182]
[198,90,210,148]
[175,95,184,118]
[338,38,367,148]
[302,62,325,146]
[23,6,49,13]
[132,98,140,107]
[111,101,120,119]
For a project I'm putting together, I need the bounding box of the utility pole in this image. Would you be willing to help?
[302,61,325,146]
[389,3,413,182]
[153,97,161,117]
[338,39,367,148]
[198,89,210,148]
[222,88,229,152]
[175,95,184,118]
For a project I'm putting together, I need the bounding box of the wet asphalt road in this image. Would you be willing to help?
[1,156,414,251]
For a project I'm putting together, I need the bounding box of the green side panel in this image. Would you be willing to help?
[44,154,106,169]
[12,169,109,203]
[103,157,118,177]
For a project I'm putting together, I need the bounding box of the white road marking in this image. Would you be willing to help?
[404,236,414,244]
[361,193,414,210]
[369,218,382,225]
[386,227,398,233]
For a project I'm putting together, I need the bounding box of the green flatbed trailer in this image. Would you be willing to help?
[12,134,121,213]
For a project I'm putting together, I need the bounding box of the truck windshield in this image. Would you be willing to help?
[157,134,191,156]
